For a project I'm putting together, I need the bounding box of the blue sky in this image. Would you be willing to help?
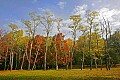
[0,0,120,38]
[0,0,101,19]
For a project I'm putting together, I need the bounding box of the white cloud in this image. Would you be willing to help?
[112,22,120,27]
[2,24,10,32]
[38,8,49,12]
[51,19,73,39]
[62,19,73,25]
[91,3,95,6]
[99,8,120,20]
[73,4,87,16]
[38,8,55,17]
[98,7,120,31]
[98,0,102,3]
[98,8,119,34]
[57,2,66,9]
[72,5,120,36]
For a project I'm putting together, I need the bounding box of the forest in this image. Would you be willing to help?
[0,10,120,71]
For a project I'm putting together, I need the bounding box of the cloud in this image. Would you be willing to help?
[98,7,120,31]
[99,8,120,20]
[38,8,55,17]
[72,4,120,36]
[57,2,66,9]
[91,3,95,6]
[73,4,87,16]
[98,0,102,3]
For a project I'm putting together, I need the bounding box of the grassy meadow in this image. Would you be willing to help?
[0,68,120,80]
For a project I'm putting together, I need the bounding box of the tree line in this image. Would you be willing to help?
[0,10,120,71]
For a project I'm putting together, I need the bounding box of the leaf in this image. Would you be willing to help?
[45,42,51,46]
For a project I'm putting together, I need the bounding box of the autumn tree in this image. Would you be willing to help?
[69,15,82,69]
[86,11,99,70]
[9,23,18,71]
[54,18,63,70]
[40,11,54,70]
[32,35,45,70]
[0,31,11,70]
[0,29,7,70]
[100,16,112,70]
[20,36,29,70]
[12,30,24,70]
[77,25,88,70]
[77,31,87,70]
[24,11,40,70]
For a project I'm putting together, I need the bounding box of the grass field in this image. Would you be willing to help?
[0,68,120,80]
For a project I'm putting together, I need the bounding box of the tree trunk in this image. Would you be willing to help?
[15,53,17,70]
[90,56,93,70]
[95,58,97,69]
[4,53,7,70]
[21,52,25,70]
[44,46,47,71]
[65,50,68,70]
[28,42,33,70]
[4,48,8,70]
[10,51,14,71]
[10,52,12,71]
[11,52,14,70]
[18,49,21,69]
[32,50,39,70]
[100,57,102,70]
[106,55,110,71]
[66,63,69,70]
[108,57,110,70]
[89,28,92,70]
[56,52,58,70]
[55,37,58,70]
[4,57,7,70]
[106,57,109,70]
[70,52,73,69]
[81,52,84,70]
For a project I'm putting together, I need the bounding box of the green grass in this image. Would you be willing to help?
[0,68,120,80]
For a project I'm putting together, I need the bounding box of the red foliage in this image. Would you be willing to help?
[31,55,34,58]
[20,56,23,59]
[30,59,33,64]
[36,59,39,63]
[40,56,44,59]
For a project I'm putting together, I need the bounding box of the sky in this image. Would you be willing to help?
[0,0,120,38]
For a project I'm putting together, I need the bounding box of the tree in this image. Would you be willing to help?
[107,29,120,66]
[9,23,18,71]
[32,35,45,70]
[0,32,11,70]
[24,11,40,70]
[78,25,88,70]
[40,11,54,70]
[13,30,24,70]
[69,14,82,69]
[20,36,29,70]
[100,16,112,70]
[86,11,99,70]
[54,18,63,70]
[0,29,7,70]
